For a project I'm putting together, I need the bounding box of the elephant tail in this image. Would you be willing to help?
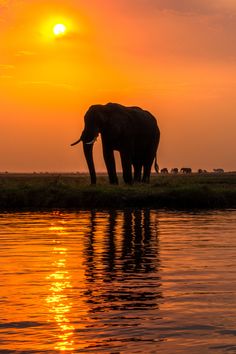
[154,156,159,174]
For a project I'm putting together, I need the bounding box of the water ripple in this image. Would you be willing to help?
[1,210,236,353]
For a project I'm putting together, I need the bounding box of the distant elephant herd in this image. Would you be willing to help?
[160,168,225,174]
[161,168,201,174]
[160,167,193,174]
[71,103,224,184]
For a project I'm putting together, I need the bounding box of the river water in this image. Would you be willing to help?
[1,210,236,353]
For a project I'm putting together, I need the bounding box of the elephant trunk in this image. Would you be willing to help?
[71,137,82,146]
[83,142,96,184]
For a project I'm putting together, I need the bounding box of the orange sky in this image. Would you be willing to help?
[1,0,236,172]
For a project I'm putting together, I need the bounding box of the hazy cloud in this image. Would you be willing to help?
[0,0,8,6]
[131,0,215,14]
[119,0,236,16]
[54,30,82,41]
[0,64,14,77]
[19,80,75,91]
[16,50,35,57]
[0,0,7,19]
[0,63,14,79]
[104,0,236,63]
[0,75,12,79]
[0,64,14,69]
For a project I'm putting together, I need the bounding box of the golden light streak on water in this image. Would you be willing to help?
[46,224,75,352]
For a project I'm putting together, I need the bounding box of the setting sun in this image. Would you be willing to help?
[53,23,66,36]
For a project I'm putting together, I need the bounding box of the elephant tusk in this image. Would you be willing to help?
[86,137,97,145]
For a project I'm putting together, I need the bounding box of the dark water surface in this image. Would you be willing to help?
[1,210,236,353]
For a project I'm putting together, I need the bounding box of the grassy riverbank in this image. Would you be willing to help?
[1,173,236,211]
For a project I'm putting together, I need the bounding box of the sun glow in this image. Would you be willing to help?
[40,13,86,43]
[53,23,66,36]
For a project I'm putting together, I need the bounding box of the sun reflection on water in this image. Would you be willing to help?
[46,226,75,351]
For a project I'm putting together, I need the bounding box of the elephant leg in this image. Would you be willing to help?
[133,164,142,183]
[120,151,133,184]
[142,163,152,183]
[103,147,118,184]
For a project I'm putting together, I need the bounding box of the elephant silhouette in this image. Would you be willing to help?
[71,103,160,184]
[171,168,179,174]
[180,167,192,174]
